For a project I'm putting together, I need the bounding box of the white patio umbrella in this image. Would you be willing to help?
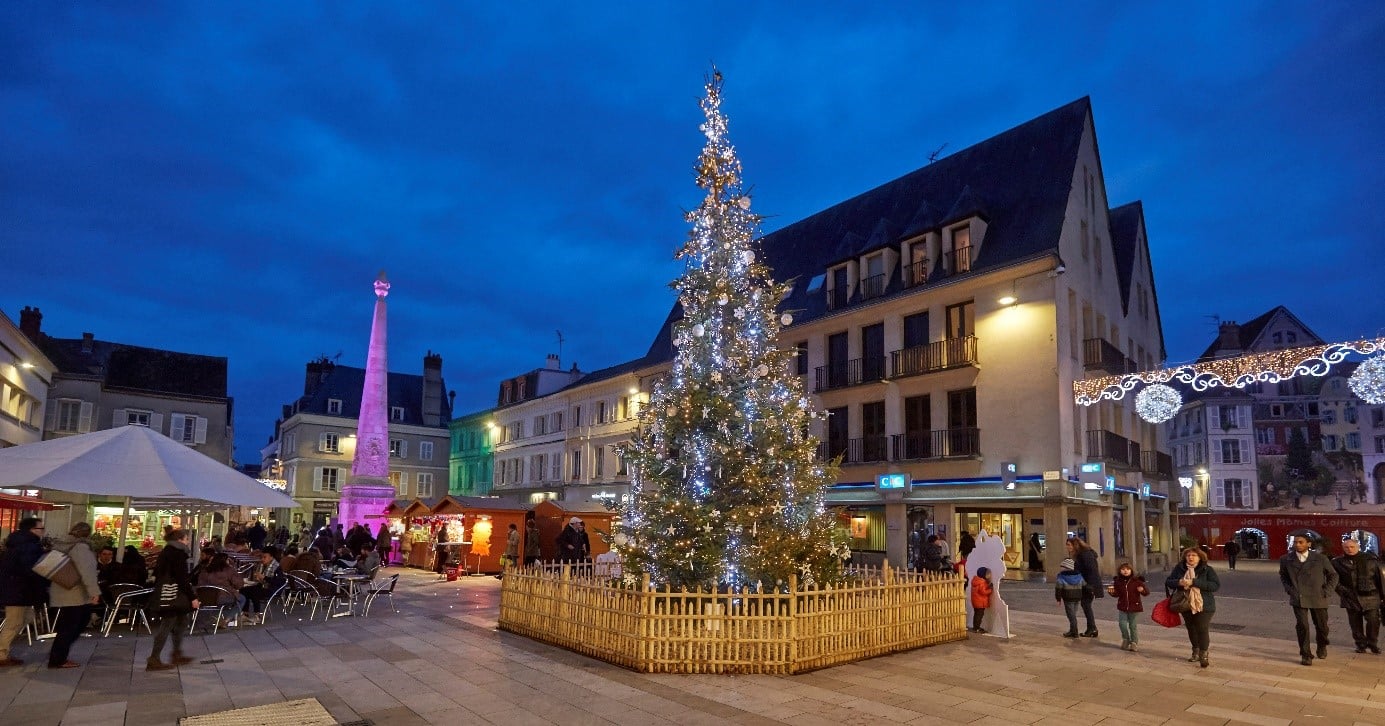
[0,425,297,551]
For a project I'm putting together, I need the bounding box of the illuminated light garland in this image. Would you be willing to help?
[1349,355,1385,404]
[1133,384,1182,424]
[1073,337,1385,406]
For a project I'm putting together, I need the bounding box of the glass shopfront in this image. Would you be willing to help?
[956,510,1026,569]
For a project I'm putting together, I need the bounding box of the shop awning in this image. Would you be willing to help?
[0,492,58,510]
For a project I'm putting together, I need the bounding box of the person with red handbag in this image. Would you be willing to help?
[1165,546,1220,668]
[1108,563,1150,652]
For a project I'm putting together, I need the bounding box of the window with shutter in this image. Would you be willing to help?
[1212,480,1225,508]
[313,466,324,492]
[420,441,433,460]
[193,416,207,444]
[78,402,93,432]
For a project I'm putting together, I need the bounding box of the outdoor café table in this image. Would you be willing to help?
[326,570,370,616]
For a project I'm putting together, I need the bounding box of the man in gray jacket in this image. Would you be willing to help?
[1279,534,1340,666]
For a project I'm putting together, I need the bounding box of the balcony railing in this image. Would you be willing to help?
[943,246,972,277]
[814,357,887,392]
[903,258,930,288]
[889,336,978,379]
[1083,338,1133,375]
[890,428,981,460]
[1086,429,1140,469]
[1141,450,1174,479]
[826,286,849,311]
[859,273,887,301]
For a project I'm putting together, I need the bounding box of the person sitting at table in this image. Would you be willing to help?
[279,547,299,575]
[190,548,215,579]
[331,545,357,569]
[116,545,148,585]
[355,547,381,577]
[239,547,283,623]
[96,546,120,605]
[197,553,246,626]
[294,548,322,576]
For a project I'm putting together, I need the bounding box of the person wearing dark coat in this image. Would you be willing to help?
[1223,539,1241,570]
[0,517,49,666]
[1332,537,1382,654]
[1026,533,1043,572]
[246,520,268,551]
[556,518,591,563]
[917,535,946,572]
[1279,533,1339,665]
[1067,537,1103,638]
[310,528,335,559]
[116,545,148,585]
[1166,546,1220,667]
[146,529,198,671]
[958,531,977,560]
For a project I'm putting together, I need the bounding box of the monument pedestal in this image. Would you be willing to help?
[340,478,396,530]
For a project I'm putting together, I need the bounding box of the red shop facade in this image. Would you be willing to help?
[1180,512,1385,560]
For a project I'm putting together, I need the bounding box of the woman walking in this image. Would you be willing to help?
[1166,546,1221,667]
[147,529,198,670]
[1067,537,1103,637]
[46,522,100,669]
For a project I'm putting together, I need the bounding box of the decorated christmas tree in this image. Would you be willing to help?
[614,70,850,591]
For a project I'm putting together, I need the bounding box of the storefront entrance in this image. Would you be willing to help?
[956,511,1025,570]
[1233,527,1270,559]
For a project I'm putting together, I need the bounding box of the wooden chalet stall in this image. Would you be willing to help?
[401,497,441,568]
[532,500,617,561]
[431,496,531,574]
[381,498,412,565]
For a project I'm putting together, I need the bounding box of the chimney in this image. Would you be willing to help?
[1217,321,1241,357]
[18,306,41,339]
[545,353,560,370]
[422,350,444,427]
[304,359,325,396]
[81,332,94,354]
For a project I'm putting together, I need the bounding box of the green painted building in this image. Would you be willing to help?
[449,408,495,496]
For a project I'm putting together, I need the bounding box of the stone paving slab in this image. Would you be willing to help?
[1,569,1383,725]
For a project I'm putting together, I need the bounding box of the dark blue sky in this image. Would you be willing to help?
[3,3,1382,463]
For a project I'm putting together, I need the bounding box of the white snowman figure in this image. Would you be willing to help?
[964,529,1011,638]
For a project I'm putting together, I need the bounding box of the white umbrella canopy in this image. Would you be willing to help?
[0,424,298,509]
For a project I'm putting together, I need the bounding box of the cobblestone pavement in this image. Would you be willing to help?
[1,568,1382,726]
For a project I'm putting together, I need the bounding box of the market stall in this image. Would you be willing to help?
[532,499,617,562]
[381,498,412,565]
[430,496,531,574]
[400,497,443,568]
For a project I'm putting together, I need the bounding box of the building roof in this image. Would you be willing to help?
[646,97,1093,360]
[1196,306,1325,362]
[292,362,451,428]
[35,334,228,400]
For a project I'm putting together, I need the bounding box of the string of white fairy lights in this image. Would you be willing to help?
[1073,337,1385,423]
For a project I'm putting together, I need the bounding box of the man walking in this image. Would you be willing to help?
[1332,537,1382,654]
[1223,539,1240,570]
[0,517,48,666]
[1279,534,1339,665]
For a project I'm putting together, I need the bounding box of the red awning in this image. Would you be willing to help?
[0,492,58,510]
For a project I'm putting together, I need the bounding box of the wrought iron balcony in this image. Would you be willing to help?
[1083,338,1133,376]
[1086,429,1139,469]
[890,428,981,460]
[825,286,850,311]
[859,273,887,301]
[889,336,978,379]
[814,357,887,392]
[1141,450,1174,479]
[903,258,930,288]
[943,246,972,277]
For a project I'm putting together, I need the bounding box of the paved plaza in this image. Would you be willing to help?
[2,567,1383,726]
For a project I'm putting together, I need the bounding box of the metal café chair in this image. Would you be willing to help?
[102,584,153,637]
[309,576,348,620]
[283,573,319,616]
[189,585,233,634]
[361,574,399,616]
[254,580,290,624]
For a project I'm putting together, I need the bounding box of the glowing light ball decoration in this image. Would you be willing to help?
[1349,356,1385,404]
[1134,383,1182,423]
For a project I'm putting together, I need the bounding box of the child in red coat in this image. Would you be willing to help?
[970,567,993,633]
[1107,562,1150,651]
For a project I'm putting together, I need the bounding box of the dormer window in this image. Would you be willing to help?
[860,253,886,300]
[327,398,342,415]
[904,240,930,288]
[391,406,405,422]
[826,265,849,310]
[947,225,972,275]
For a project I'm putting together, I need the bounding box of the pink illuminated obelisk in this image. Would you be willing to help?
[338,271,398,529]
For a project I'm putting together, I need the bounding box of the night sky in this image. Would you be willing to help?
[3,4,1382,463]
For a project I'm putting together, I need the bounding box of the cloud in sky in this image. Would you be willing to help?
[3,3,1382,460]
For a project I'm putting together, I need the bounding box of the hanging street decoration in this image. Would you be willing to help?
[1348,355,1385,404]
[1133,383,1183,424]
[1073,337,1385,407]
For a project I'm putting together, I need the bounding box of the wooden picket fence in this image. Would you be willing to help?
[498,562,966,674]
